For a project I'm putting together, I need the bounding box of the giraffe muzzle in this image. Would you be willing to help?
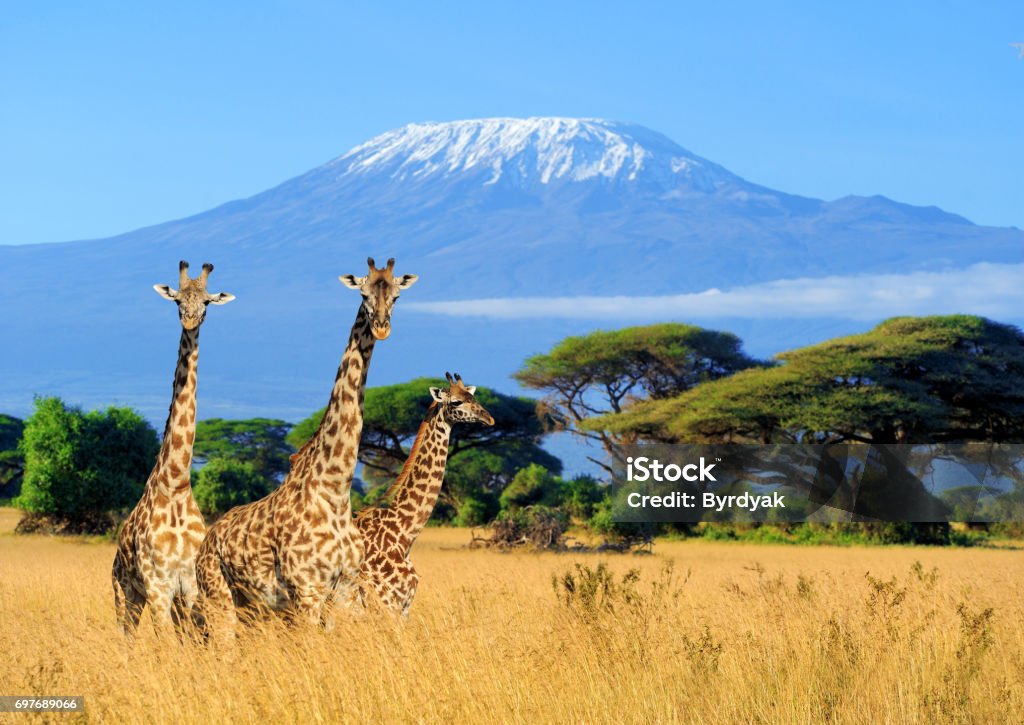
[371,319,391,340]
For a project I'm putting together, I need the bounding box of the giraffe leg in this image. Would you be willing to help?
[320,586,339,631]
[112,564,145,639]
[195,547,238,646]
[291,583,330,628]
[147,586,176,637]
[171,575,201,641]
[394,563,420,618]
[321,573,369,628]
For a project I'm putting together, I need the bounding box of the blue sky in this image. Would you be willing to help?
[2,1,1023,245]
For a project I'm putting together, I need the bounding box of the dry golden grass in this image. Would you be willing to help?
[1,510,1022,724]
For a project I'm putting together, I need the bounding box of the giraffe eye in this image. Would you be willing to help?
[450,400,463,407]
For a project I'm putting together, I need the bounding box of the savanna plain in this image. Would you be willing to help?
[0,507,1022,724]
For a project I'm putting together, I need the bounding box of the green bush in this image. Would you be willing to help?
[194,418,293,484]
[0,414,24,499]
[16,397,158,529]
[454,497,490,527]
[558,474,604,520]
[500,464,563,510]
[193,457,273,517]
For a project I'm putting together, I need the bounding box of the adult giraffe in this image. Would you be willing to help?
[195,257,417,637]
[112,261,235,638]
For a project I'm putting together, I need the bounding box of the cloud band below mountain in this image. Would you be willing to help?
[407,262,1024,321]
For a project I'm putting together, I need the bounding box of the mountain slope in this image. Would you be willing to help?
[1,117,1021,428]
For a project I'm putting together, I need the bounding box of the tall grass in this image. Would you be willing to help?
[0,519,1022,723]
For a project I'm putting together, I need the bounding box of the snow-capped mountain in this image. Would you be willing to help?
[1,117,1021,430]
[331,118,742,191]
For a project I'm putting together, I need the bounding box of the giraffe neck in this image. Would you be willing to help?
[150,326,199,497]
[388,405,452,551]
[300,305,376,493]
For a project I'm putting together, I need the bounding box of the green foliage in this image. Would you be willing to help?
[499,465,605,522]
[0,414,25,498]
[593,316,1024,445]
[194,417,293,483]
[453,497,490,527]
[558,474,604,520]
[500,463,563,510]
[16,397,158,525]
[192,457,273,517]
[516,323,763,402]
[587,495,619,536]
[0,414,23,451]
[442,444,561,520]
[514,323,765,473]
[940,486,987,522]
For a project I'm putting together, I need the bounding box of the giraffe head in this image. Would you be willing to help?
[430,372,495,427]
[339,257,418,340]
[153,260,236,330]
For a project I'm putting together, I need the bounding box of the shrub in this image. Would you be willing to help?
[193,457,273,517]
[499,464,562,510]
[490,505,568,549]
[454,497,490,527]
[558,474,604,520]
[16,397,157,531]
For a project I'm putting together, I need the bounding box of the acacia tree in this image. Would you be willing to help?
[587,315,1024,532]
[593,316,1024,445]
[514,323,765,474]
[287,377,559,522]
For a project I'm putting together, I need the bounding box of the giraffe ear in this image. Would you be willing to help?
[207,292,236,305]
[397,274,419,290]
[339,275,366,290]
[464,386,477,395]
[153,284,178,300]
[429,387,446,403]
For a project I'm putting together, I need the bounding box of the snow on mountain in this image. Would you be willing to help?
[329,117,742,192]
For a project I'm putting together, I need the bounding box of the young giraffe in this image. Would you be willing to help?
[355,373,494,616]
[195,257,417,637]
[112,261,235,637]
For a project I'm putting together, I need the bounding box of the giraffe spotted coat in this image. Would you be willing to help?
[112,261,235,637]
[195,258,417,636]
[355,373,494,616]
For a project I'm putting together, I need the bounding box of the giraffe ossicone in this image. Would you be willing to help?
[355,372,494,617]
[112,260,235,639]
[195,256,417,638]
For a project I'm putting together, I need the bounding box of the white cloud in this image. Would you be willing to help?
[407,262,1024,321]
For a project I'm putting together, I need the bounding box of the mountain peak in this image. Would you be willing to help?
[330,117,742,191]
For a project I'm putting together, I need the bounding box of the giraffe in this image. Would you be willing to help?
[111,261,235,638]
[195,257,417,637]
[354,372,494,616]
